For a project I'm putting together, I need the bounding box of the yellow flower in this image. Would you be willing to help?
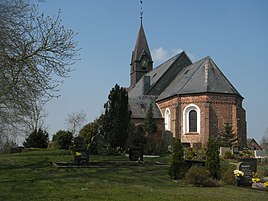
[264,182,268,187]
[252,177,261,183]
[234,170,244,177]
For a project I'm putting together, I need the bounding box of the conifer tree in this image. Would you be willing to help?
[206,138,220,179]
[23,128,49,148]
[169,138,185,180]
[143,103,157,136]
[102,84,131,149]
[220,123,237,147]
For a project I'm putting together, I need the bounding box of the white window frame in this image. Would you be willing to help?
[164,108,171,131]
[183,104,200,134]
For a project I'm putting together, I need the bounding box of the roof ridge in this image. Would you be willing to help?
[153,51,183,70]
[146,52,185,94]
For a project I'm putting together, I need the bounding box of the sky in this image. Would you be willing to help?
[29,0,268,143]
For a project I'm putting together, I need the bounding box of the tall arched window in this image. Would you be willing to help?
[183,104,200,134]
[189,110,197,132]
[165,108,171,131]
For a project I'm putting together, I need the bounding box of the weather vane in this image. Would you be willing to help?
[140,0,143,21]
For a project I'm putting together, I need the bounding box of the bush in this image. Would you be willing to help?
[221,165,237,185]
[185,166,210,186]
[206,139,220,179]
[143,137,167,155]
[47,141,60,150]
[23,128,49,148]
[52,130,73,150]
[185,166,222,187]
[125,123,146,150]
[0,138,17,153]
[224,150,233,159]
[169,139,186,180]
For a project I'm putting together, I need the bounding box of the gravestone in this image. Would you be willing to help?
[254,150,267,161]
[162,131,173,146]
[239,158,257,173]
[185,159,206,168]
[236,162,253,186]
[232,145,239,155]
[219,147,230,158]
[129,148,143,161]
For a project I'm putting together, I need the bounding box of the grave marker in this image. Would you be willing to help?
[219,147,230,158]
[162,131,173,146]
[239,158,257,173]
[129,148,143,161]
[232,145,239,155]
[236,162,253,186]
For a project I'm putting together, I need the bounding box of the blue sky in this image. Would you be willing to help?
[33,0,268,143]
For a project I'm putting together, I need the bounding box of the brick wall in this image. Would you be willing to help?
[157,93,247,148]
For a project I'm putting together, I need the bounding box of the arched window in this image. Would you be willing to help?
[183,104,200,134]
[165,108,171,131]
[189,110,197,132]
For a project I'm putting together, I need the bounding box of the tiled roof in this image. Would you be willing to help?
[157,56,242,101]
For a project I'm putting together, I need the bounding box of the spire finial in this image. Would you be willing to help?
[140,1,143,22]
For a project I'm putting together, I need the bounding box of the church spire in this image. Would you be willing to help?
[140,0,143,23]
[130,1,153,87]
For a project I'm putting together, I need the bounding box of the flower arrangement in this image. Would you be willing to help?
[252,177,261,183]
[264,181,268,188]
[252,172,260,183]
[233,170,244,177]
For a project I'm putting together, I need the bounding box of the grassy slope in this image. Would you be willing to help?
[0,150,267,201]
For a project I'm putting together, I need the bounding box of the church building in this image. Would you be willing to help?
[128,19,247,149]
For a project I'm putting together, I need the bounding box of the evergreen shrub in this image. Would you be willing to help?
[221,165,237,185]
[185,166,222,187]
[169,138,185,180]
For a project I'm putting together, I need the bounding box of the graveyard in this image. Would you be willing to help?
[0,149,267,201]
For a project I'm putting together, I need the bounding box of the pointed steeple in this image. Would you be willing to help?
[132,22,152,64]
[130,21,153,87]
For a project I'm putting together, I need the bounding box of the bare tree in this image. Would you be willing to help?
[21,98,48,134]
[0,0,79,135]
[260,128,268,150]
[65,110,87,136]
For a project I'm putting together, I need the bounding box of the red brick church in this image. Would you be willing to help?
[128,20,247,149]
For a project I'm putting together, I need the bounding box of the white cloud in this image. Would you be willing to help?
[151,47,196,65]
[151,47,168,63]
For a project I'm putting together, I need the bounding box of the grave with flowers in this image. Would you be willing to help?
[251,170,268,191]
[233,161,268,191]
[235,162,253,186]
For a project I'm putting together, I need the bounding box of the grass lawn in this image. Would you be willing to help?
[0,149,267,201]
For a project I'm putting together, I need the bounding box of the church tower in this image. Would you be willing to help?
[130,19,153,87]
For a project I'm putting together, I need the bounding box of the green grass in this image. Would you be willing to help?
[0,150,267,201]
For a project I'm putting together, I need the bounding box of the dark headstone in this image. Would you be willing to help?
[239,158,257,173]
[236,162,253,186]
[185,159,206,168]
[74,150,89,165]
[129,148,143,161]
[232,146,239,155]
[162,131,173,146]
[182,143,191,149]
